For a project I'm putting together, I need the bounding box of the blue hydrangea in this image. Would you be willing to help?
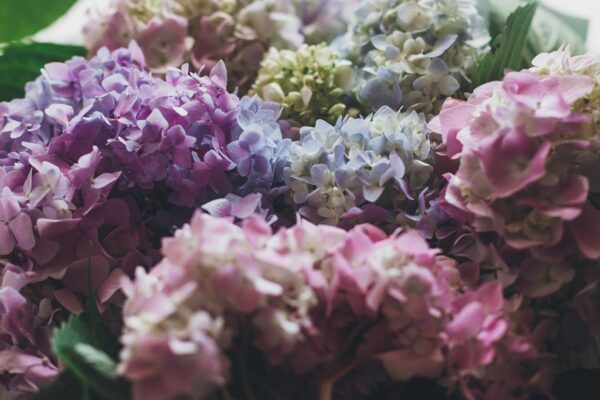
[284,106,434,226]
[227,96,292,195]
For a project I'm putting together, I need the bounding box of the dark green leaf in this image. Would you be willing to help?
[55,344,129,400]
[43,257,130,400]
[473,1,538,88]
[0,41,85,101]
[0,0,77,43]
[31,370,84,400]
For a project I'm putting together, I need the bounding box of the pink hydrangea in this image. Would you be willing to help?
[430,62,600,299]
[83,0,304,92]
[119,212,544,399]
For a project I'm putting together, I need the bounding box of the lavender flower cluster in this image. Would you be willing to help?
[0,43,289,397]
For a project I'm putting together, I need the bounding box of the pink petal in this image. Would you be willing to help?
[554,75,594,104]
[231,194,261,219]
[201,198,232,217]
[0,224,15,255]
[475,282,504,313]
[502,71,545,109]
[447,302,485,342]
[9,213,35,250]
[571,202,600,259]
[92,172,121,189]
[54,289,83,314]
[1,187,21,220]
[210,60,228,88]
[97,268,127,303]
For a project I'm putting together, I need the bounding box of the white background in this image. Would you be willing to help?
[34,0,600,52]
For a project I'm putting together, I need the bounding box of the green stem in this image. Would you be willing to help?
[318,360,359,400]
[236,321,255,400]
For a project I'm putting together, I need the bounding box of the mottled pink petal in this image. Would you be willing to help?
[231,194,261,219]
[447,302,485,342]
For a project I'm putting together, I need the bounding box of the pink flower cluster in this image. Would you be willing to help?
[119,212,546,400]
[83,0,304,92]
[431,66,600,299]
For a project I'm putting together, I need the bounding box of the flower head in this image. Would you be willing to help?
[431,50,600,299]
[118,212,546,399]
[84,0,304,92]
[285,107,433,227]
[250,44,354,128]
[345,0,489,115]
[0,44,290,391]
[283,0,362,44]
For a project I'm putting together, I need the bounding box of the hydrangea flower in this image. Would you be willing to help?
[83,0,304,92]
[118,212,320,399]
[0,279,58,398]
[430,51,600,300]
[282,0,361,44]
[0,44,290,394]
[250,44,355,130]
[344,0,489,115]
[285,106,434,227]
[119,212,546,400]
[227,95,291,194]
[532,46,600,194]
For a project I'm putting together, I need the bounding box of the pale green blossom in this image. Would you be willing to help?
[250,44,355,128]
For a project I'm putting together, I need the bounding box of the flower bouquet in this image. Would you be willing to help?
[0,0,599,399]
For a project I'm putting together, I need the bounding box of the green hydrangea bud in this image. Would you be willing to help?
[250,44,355,127]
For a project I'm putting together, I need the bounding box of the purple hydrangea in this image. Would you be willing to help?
[227,96,291,195]
[0,42,290,396]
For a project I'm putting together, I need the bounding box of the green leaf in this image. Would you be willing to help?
[485,0,588,69]
[55,344,129,400]
[540,4,588,42]
[36,257,130,400]
[31,370,84,400]
[521,4,588,65]
[0,41,85,101]
[0,0,77,43]
[473,1,538,88]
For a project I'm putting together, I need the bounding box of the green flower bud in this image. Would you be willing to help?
[250,44,355,127]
